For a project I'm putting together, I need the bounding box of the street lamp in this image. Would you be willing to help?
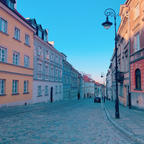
[102,8,120,119]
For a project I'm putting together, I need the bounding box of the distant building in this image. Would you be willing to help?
[62,55,83,100]
[94,82,102,98]
[78,73,84,99]
[106,64,113,101]
[83,75,95,98]
[62,54,72,100]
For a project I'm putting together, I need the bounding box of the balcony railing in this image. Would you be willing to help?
[130,48,144,63]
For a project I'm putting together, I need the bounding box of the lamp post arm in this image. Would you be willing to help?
[104,8,116,18]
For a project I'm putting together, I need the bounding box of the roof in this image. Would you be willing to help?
[0,1,35,31]
[83,75,94,83]
[95,81,101,86]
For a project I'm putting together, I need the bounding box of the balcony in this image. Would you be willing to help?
[130,48,144,63]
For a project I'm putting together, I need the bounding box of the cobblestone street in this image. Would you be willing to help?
[0,99,134,144]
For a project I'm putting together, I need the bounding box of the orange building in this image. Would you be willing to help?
[116,0,144,109]
[0,0,35,106]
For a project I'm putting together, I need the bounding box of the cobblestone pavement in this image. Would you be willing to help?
[104,100,144,143]
[0,99,135,144]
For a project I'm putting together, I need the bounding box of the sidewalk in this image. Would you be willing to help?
[104,101,144,144]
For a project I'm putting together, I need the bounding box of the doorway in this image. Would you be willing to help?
[50,87,53,103]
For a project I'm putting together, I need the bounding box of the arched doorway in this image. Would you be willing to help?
[50,87,53,103]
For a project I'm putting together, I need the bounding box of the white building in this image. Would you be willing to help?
[27,19,64,104]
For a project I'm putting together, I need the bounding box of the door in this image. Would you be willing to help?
[50,87,53,103]
[127,86,131,108]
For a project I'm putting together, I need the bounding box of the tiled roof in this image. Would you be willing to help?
[83,75,94,83]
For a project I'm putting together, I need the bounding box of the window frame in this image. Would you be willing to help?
[13,51,20,65]
[135,69,141,90]
[14,27,20,41]
[0,47,7,62]
[45,85,49,96]
[134,33,140,52]
[24,80,28,94]
[12,80,19,95]
[0,79,6,96]
[0,17,8,34]
[37,85,42,97]
[24,55,30,68]
[25,34,30,46]
[134,3,140,20]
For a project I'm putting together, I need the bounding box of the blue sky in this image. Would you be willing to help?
[17,0,126,82]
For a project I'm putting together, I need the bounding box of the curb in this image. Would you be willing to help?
[103,103,144,144]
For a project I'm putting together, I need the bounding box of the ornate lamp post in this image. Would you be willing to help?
[102,8,120,119]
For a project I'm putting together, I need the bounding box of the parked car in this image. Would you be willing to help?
[94,97,101,103]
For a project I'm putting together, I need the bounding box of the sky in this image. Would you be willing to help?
[17,0,126,83]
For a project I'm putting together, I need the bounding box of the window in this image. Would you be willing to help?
[13,52,20,65]
[51,53,54,61]
[38,63,42,73]
[44,33,47,42]
[37,46,42,56]
[135,69,141,90]
[45,65,49,77]
[14,27,20,40]
[0,47,7,62]
[45,50,49,60]
[25,34,30,45]
[37,85,42,97]
[0,18,8,33]
[24,55,30,67]
[55,86,58,94]
[45,86,48,96]
[59,57,61,64]
[134,33,140,52]
[12,80,18,94]
[134,4,139,20]
[0,79,5,95]
[59,85,61,93]
[38,30,42,38]
[7,0,14,9]
[24,80,28,93]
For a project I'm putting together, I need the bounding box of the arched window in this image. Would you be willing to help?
[135,69,141,90]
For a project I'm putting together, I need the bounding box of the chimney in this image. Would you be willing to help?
[49,41,54,47]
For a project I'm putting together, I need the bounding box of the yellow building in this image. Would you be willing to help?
[0,0,35,106]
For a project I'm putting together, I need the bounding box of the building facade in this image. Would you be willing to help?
[62,55,83,100]
[106,65,113,100]
[78,73,84,99]
[62,55,72,100]
[27,19,64,103]
[126,0,144,109]
[0,0,35,107]
[83,75,95,98]
[107,0,144,109]
[70,67,79,99]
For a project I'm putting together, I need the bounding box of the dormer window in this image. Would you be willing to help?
[44,32,48,42]
[37,25,43,39]
[7,0,15,10]
[38,29,42,39]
